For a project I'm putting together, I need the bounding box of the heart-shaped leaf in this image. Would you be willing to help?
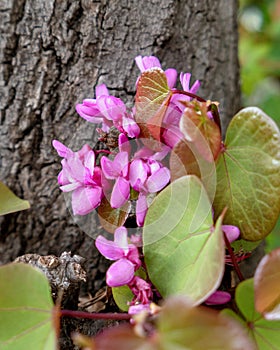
[143,175,224,304]
[229,278,280,349]
[214,107,280,241]
[158,296,256,350]
[0,263,56,350]
[135,68,171,144]
[255,248,280,319]
[0,181,30,216]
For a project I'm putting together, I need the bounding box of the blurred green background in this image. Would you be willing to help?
[239,0,280,251]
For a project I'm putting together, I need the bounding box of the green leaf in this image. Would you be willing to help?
[157,296,256,350]
[214,107,280,241]
[0,263,56,350]
[112,268,147,311]
[254,248,280,319]
[112,285,134,312]
[0,181,30,216]
[143,175,224,304]
[135,68,171,145]
[234,278,280,349]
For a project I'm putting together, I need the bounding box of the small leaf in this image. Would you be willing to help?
[180,101,222,161]
[255,248,280,319]
[0,263,56,350]
[234,278,280,349]
[135,68,171,145]
[157,296,256,350]
[214,107,280,241]
[97,197,131,234]
[0,181,30,216]
[112,268,147,311]
[143,175,224,304]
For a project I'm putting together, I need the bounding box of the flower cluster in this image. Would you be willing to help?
[53,55,242,313]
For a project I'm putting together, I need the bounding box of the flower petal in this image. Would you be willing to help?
[145,167,170,193]
[106,258,135,287]
[204,291,231,306]
[72,186,103,215]
[165,68,177,88]
[95,83,109,97]
[114,151,129,176]
[136,193,148,227]
[114,226,129,251]
[222,225,240,243]
[95,235,124,260]
[135,55,161,72]
[110,177,130,208]
[129,159,148,191]
[52,140,73,158]
[84,150,96,176]
[101,156,117,179]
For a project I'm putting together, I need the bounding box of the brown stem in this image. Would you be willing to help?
[60,309,131,321]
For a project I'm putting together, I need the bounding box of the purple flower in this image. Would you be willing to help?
[76,84,139,138]
[135,55,177,88]
[52,140,103,215]
[129,158,170,226]
[76,84,113,132]
[101,151,130,208]
[129,276,153,305]
[222,225,240,243]
[95,226,141,287]
[204,291,231,306]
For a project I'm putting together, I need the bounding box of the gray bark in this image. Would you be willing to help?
[0,0,240,293]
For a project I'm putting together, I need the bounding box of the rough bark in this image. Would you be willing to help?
[0,0,240,342]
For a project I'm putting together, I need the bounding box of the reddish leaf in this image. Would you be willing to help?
[169,139,217,201]
[255,248,280,319]
[180,101,222,161]
[97,197,131,234]
[95,324,155,350]
[135,68,171,146]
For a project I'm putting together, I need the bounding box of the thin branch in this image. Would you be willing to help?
[60,309,131,321]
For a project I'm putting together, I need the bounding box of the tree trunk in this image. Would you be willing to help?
[0,0,240,333]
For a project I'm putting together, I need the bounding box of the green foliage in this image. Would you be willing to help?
[239,0,280,125]
[225,279,280,349]
[0,181,30,216]
[0,263,56,350]
[214,107,280,241]
[143,175,224,304]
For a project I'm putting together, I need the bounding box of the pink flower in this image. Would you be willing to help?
[95,227,141,287]
[222,225,240,243]
[101,152,130,208]
[76,84,139,137]
[52,140,103,215]
[129,276,153,305]
[204,291,231,306]
[76,84,113,132]
[135,55,177,88]
[129,158,170,226]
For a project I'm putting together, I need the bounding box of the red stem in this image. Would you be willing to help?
[223,233,245,282]
[171,89,206,102]
[60,309,131,320]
